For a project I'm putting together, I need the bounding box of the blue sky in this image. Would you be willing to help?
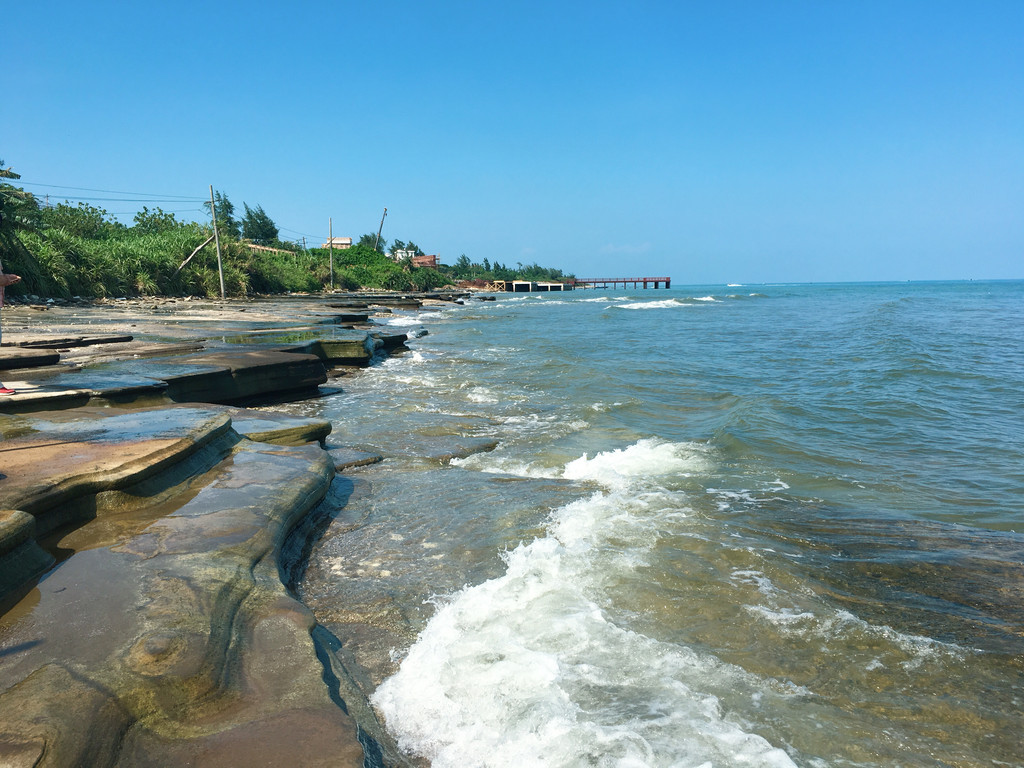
[6,1,1022,283]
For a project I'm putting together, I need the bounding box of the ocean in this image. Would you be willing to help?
[289,280,1024,767]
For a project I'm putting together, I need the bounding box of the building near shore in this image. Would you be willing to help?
[321,237,352,249]
[389,250,439,268]
[492,280,573,292]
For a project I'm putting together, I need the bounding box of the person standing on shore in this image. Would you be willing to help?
[0,260,22,395]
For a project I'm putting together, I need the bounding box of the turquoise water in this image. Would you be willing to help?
[294,281,1024,767]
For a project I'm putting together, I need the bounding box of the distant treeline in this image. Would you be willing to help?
[444,254,572,284]
[0,163,570,298]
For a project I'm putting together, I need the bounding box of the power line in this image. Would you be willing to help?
[14,178,360,250]
[40,196,208,203]
[18,180,204,202]
[106,209,207,216]
[279,225,329,240]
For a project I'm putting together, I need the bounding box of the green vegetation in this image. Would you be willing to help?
[312,242,447,292]
[443,253,571,284]
[0,161,570,299]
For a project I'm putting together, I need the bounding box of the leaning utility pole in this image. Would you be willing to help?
[373,207,388,253]
[328,218,334,290]
[208,185,225,299]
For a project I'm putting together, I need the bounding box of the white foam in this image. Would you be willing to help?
[730,569,778,597]
[466,386,499,404]
[385,315,427,326]
[451,454,563,479]
[743,604,969,667]
[373,438,799,766]
[616,299,689,310]
[373,526,797,768]
[563,438,712,489]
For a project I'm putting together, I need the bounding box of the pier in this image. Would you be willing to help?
[571,276,671,289]
[491,280,572,292]
[490,277,672,292]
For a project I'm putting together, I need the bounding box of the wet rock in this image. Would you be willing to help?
[0,406,374,766]
[220,406,332,447]
[0,509,54,597]
[0,348,61,371]
[424,436,500,463]
[327,448,385,471]
[370,332,408,352]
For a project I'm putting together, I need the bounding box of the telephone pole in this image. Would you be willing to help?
[208,185,225,299]
[328,218,334,290]
[373,207,388,253]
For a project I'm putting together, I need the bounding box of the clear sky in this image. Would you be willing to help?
[6,1,1022,283]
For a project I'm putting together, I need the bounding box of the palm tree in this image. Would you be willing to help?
[1,161,45,291]
[0,161,40,235]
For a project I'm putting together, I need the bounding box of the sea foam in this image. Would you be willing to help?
[372,440,798,767]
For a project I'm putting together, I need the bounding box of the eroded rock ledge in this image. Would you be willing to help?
[0,295,463,767]
[0,405,398,767]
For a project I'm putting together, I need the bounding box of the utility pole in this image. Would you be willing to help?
[373,207,388,253]
[328,218,334,290]
[209,185,225,299]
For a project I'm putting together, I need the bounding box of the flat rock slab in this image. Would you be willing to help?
[371,332,409,351]
[0,373,169,413]
[10,334,134,349]
[0,406,232,530]
[0,348,61,371]
[116,349,328,405]
[273,333,381,367]
[423,436,500,463]
[219,406,332,447]
[58,340,207,364]
[0,404,335,579]
[2,348,330,414]
[171,349,328,403]
[327,447,385,470]
[0,435,370,766]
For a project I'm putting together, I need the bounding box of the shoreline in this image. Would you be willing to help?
[0,292,465,766]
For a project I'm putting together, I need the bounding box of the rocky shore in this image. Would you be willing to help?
[0,292,468,767]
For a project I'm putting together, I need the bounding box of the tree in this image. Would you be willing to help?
[357,233,386,253]
[241,203,279,245]
[0,161,44,291]
[390,239,407,254]
[205,190,240,239]
[0,161,40,235]
[132,206,180,235]
[38,201,124,239]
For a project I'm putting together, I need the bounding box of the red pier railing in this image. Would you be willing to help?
[570,277,672,289]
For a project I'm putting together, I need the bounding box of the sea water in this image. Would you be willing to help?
[291,281,1024,767]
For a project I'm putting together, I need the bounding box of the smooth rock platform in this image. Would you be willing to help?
[0,293,466,767]
[0,406,374,767]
